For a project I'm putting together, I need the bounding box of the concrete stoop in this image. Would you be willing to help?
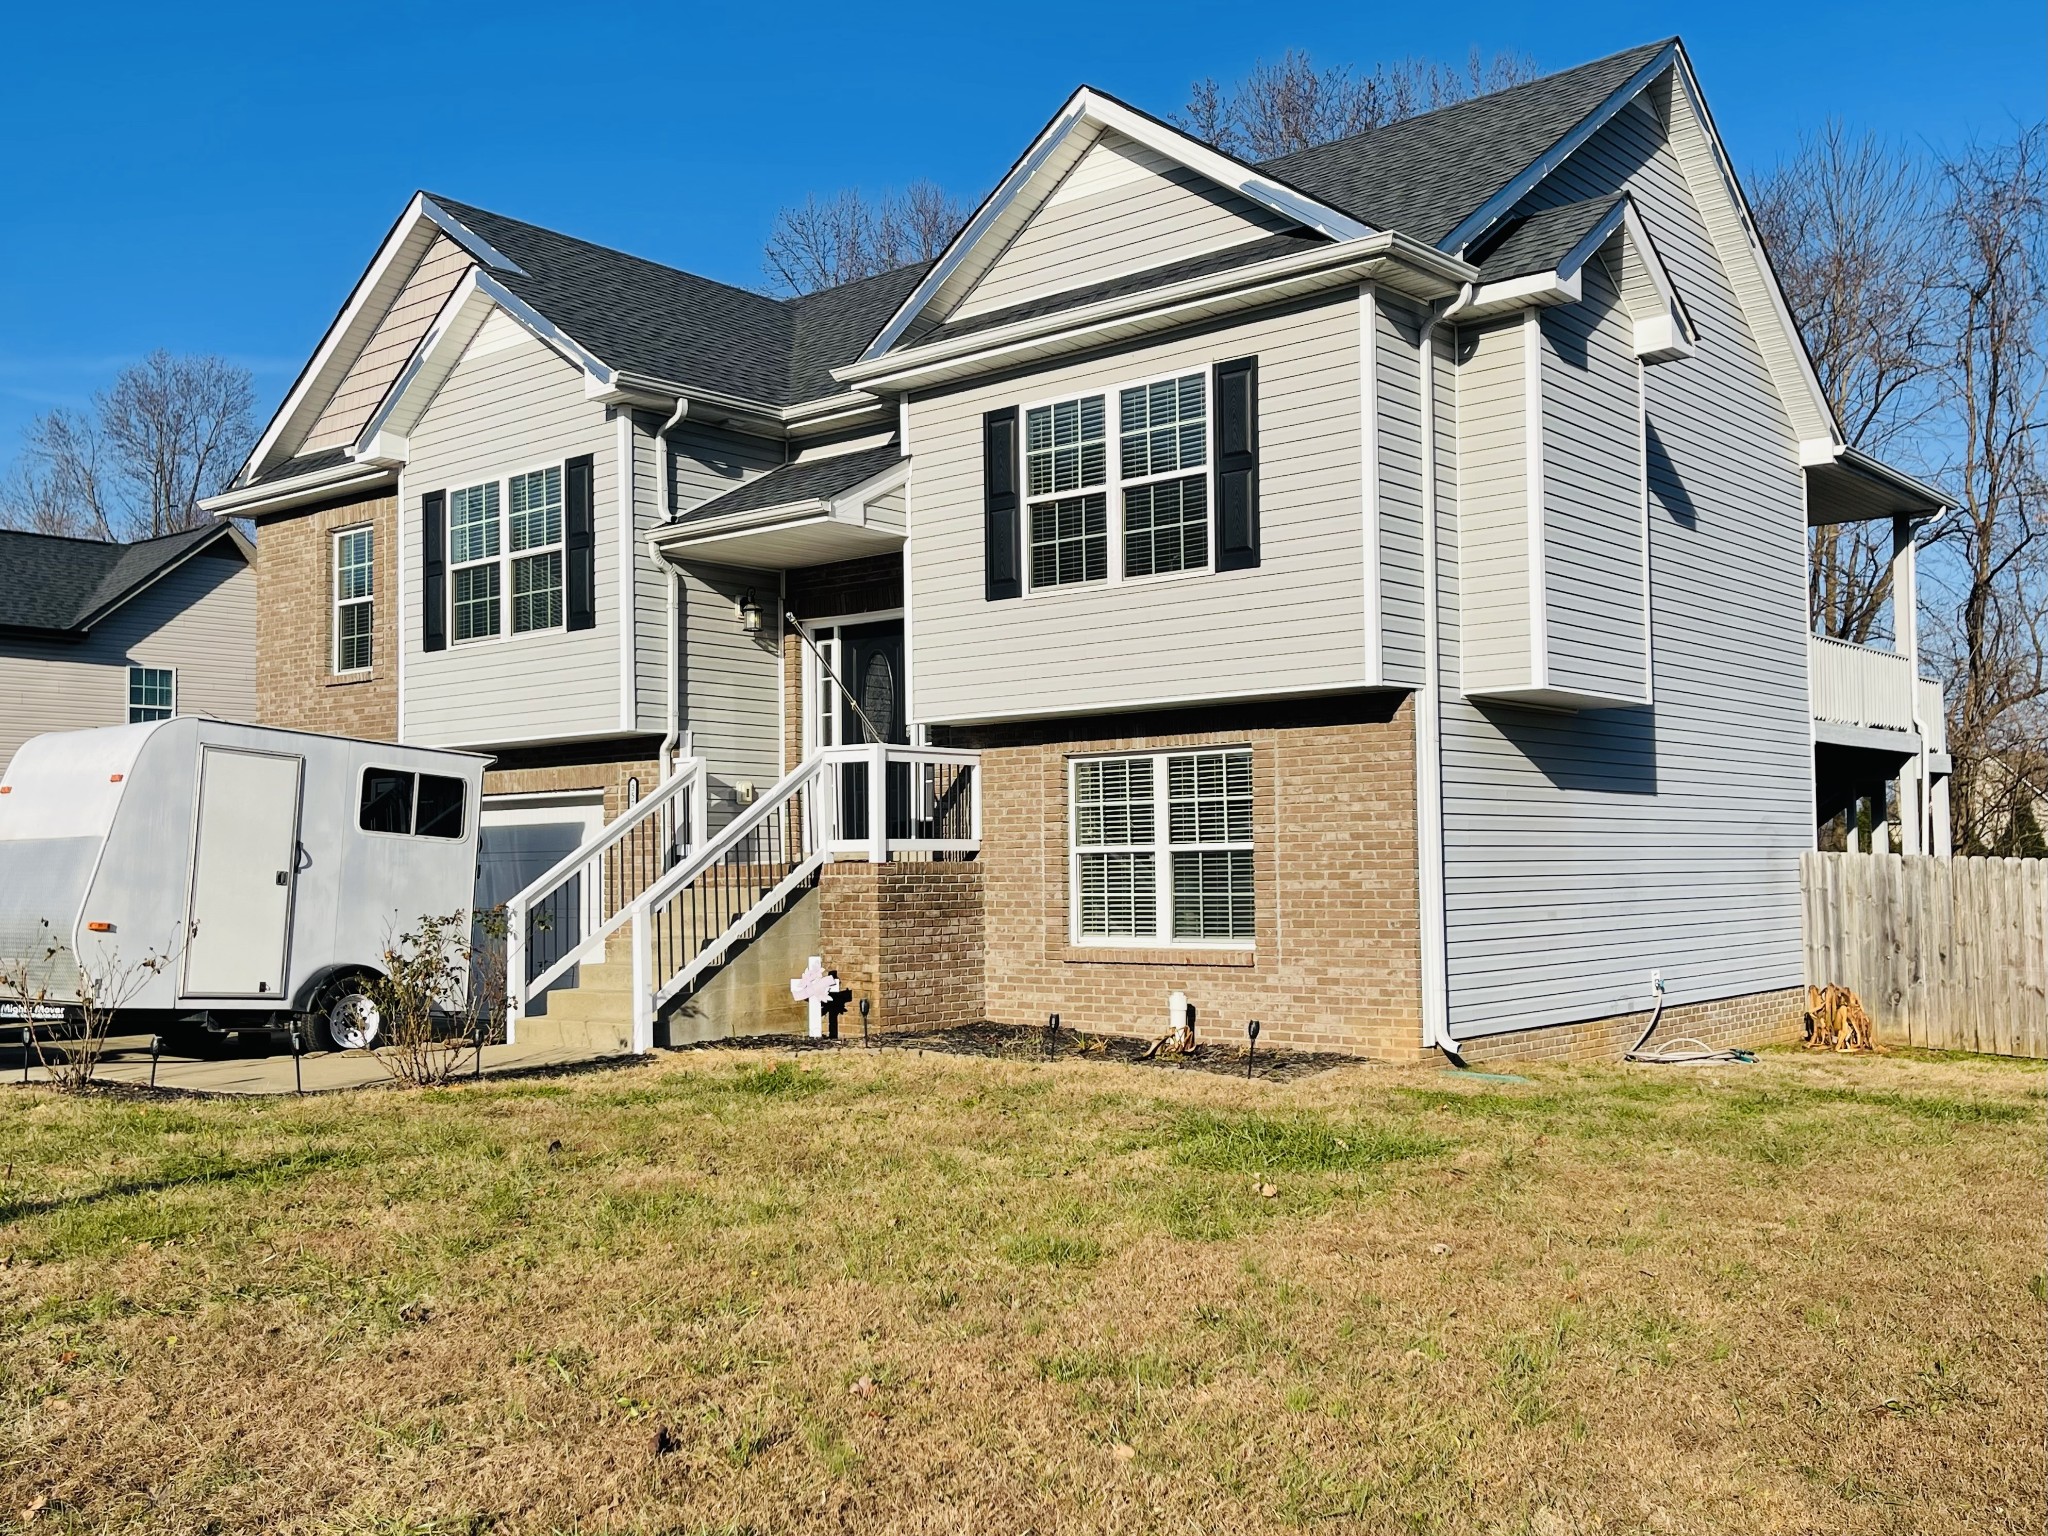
[511,955,634,1055]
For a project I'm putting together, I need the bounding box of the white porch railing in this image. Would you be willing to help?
[504,757,706,1037]
[1811,635,1919,734]
[620,745,980,1051]
[1918,679,1948,752]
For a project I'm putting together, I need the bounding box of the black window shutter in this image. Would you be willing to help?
[420,490,447,653]
[1213,356,1260,571]
[565,453,596,631]
[983,406,1022,601]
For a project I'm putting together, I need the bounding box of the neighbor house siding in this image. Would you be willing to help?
[401,326,621,748]
[303,235,472,453]
[0,550,256,771]
[906,290,1368,725]
[951,130,1296,321]
[1433,94,1810,1038]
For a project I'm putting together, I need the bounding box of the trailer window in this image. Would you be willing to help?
[360,769,414,834]
[360,768,466,839]
[414,775,466,839]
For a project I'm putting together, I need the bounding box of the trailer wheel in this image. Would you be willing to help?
[310,974,382,1052]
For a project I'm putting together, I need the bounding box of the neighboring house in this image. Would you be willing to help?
[0,524,257,772]
[205,36,1949,1062]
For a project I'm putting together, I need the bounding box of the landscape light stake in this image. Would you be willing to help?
[474,1015,486,1080]
[1245,1019,1261,1078]
[149,1034,161,1090]
[288,1023,304,1096]
[859,996,871,1048]
[1046,1012,1060,1058]
[19,1027,28,1084]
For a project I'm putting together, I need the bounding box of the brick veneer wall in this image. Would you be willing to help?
[948,695,1425,1059]
[254,489,399,739]
[482,741,669,823]
[1457,987,1807,1066]
[818,860,985,1034]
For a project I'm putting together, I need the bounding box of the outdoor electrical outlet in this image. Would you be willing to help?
[1650,969,1664,991]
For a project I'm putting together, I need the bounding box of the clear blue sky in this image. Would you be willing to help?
[0,1,2039,454]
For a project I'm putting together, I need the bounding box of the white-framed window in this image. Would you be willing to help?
[1022,369,1212,592]
[507,466,564,633]
[1025,393,1108,589]
[1069,747,1253,946]
[1118,371,1209,578]
[445,466,567,644]
[333,526,374,673]
[128,666,175,723]
[449,481,501,642]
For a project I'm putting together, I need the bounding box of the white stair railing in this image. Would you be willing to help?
[504,756,705,1037]
[621,744,981,1051]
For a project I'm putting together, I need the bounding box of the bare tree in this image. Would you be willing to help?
[1755,126,1945,643]
[762,180,968,297]
[1,350,254,541]
[1179,47,1538,161]
[1920,129,2048,855]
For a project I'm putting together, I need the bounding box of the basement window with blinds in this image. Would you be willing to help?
[1070,748,1254,946]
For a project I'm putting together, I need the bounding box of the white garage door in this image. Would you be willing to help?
[477,793,606,982]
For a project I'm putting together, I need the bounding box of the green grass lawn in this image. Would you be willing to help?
[0,1042,2041,1534]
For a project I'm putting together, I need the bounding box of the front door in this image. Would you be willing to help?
[834,621,907,841]
[183,747,304,998]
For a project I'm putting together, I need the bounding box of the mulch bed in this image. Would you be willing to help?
[686,1019,1375,1083]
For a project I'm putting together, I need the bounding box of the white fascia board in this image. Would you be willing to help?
[827,459,910,521]
[240,192,435,485]
[1441,42,1681,257]
[839,233,1470,392]
[417,195,528,275]
[1460,267,1583,320]
[199,462,396,518]
[1665,47,1840,447]
[855,86,1375,364]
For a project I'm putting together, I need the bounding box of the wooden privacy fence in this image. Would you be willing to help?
[1802,852,2048,1058]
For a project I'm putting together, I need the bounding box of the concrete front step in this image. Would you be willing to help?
[510,1013,633,1055]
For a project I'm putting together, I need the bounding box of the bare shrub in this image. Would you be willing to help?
[367,909,508,1088]
[0,918,189,1092]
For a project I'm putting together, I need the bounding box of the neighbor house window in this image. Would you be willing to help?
[449,481,501,641]
[128,666,175,723]
[1070,748,1253,945]
[333,526,375,672]
[1026,394,1108,589]
[1118,372,1209,578]
[507,466,564,633]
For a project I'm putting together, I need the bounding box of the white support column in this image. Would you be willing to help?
[504,902,526,1043]
[630,902,653,1053]
[867,741,889,863]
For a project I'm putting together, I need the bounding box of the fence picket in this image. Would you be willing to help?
[1802,853,2047,1059]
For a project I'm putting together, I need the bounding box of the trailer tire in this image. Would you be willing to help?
[309,973,383,1052]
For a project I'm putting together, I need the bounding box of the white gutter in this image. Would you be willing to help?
[1415,283,1476,1059]
[200,462,395,518]
[653,399,690,779]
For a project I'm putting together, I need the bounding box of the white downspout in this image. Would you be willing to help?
[1416,284,1474,1060]
[653,399,690,780]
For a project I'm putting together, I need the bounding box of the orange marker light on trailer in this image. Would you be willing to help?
[109,774,124,783]
[86,922,115,933]
[0,785,10,793]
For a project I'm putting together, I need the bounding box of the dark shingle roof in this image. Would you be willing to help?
[1256,40,1672,247]
[428,197,934,407]
[0,524,240,635]
[252,446,354,486]
[1471,195,1625,281]
[682,444,906,524]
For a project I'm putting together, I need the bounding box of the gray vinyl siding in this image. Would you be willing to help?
[0,551,256,772]
[1538,257,1648,702]
[952,130,1296,321]
[676,560,782,831]
[304,235,472,453]
[669,422,785,516]
[1453,316,1532,693]
[401,327,622,748]
[630,412,667,734]
[1434,93,1809,1037]
[905,290,1367,725]
[1374,294,1426,690]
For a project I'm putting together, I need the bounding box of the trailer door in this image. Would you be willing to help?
[182,748,304,999]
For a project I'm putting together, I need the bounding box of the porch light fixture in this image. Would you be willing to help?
[738,590,764,634]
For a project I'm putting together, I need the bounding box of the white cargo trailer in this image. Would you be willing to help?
[0,719,486,1050]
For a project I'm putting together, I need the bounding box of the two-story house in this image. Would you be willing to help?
[205,37,1949,1062]
[0,523,256,773]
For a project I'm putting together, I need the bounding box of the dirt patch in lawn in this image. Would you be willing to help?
[0,1046,2040,1534]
